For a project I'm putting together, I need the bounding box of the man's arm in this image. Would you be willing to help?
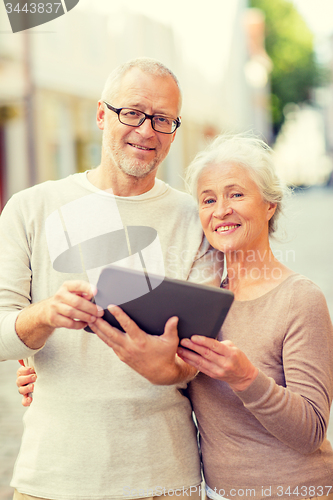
[14,281,104,408]
[16,304,196,406]
[15,281,104,349]
[89,306,197,385]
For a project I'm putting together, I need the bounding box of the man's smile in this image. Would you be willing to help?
[128,143,155,151]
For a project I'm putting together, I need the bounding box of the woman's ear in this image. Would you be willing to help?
[267,202,277,221]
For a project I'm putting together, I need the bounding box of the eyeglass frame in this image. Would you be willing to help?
[103,101,181,134]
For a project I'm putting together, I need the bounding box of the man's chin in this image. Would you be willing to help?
[119,161,158,179]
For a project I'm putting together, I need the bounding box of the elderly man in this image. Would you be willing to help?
[0,58,222,500]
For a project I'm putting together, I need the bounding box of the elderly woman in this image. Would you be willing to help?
[17,135,333,499]
[177,135,333,500]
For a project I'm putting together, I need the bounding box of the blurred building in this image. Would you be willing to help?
[273,31,333,188]
[173,3,272,189]
[273,104,332,186]
[324,32,333,184]
[0,0,272,209]
[243,8,272,141]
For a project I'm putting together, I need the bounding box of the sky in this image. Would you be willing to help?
[291,0,333,63]
[75,0,333,81]
[76,0,333,38]
[291,0,333,37]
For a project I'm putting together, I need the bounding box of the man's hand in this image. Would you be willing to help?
[17,365,36,407]
[89,306,197,385]
[16,280,104,349]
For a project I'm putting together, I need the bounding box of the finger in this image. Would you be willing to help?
[49,312,89,330]
[90,319,133,364]
[184,336,230,359]
[17,365,33,377]
[49,298,103,328]
[16,374,36,388]
[180,337,214,357]
[59,292,103,320]
[188,335,225,353]
[177,346,214,375]
[57,302,99,324]
[177,346,202,364]
[107,305,144,341]
[89,317,126,350]
[18,383,34,396]
[179,337,227,371]
[22,395,33,407]
[161,317,179,344]
[62,280,96,298]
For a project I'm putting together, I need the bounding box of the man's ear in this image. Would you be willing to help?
[96,101,106,131]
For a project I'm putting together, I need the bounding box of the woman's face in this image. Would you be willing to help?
[197,162,276,255]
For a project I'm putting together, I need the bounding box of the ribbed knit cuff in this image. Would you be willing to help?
[0,310,44,361]
[233,369,273,406]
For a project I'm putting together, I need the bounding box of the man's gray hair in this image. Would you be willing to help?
[185,134,289,235]
[101,57,182,113]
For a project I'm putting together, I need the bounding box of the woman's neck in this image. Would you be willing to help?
[224,246,294,301]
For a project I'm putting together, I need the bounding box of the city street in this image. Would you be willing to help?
[0,186,333,499]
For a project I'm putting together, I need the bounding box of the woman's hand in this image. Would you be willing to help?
[178,336,258,392]
[17,365,36,407]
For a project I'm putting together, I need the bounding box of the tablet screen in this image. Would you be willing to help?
[86,266,234,341]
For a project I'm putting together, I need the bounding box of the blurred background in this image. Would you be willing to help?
[0,0,333,498]
[1,0,333,201]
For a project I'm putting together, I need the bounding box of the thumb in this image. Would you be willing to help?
[162,316,179,343]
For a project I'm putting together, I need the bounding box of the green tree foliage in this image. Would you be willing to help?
[249,0,325,132]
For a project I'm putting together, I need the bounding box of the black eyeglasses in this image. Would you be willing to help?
[103,101,181,134]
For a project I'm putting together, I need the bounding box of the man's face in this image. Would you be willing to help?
[98,68,180,179]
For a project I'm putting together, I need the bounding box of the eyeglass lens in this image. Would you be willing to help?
[119,109,176,133]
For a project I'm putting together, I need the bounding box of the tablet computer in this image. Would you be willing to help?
[85,266,233,341]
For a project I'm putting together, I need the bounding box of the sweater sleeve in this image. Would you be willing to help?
[235,280,333,454]
[0,194,43,360]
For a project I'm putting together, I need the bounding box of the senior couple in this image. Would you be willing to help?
[1,58,333,500]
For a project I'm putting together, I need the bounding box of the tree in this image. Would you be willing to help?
[249,0,325,133]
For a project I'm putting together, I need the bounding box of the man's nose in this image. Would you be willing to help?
[213,198,233,218]
[135,117,155,138]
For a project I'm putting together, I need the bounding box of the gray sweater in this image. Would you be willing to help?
[188,274,333,500]
[0,173,222,500]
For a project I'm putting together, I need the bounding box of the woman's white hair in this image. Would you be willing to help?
[101,57,182,114]
[185,134,289,235]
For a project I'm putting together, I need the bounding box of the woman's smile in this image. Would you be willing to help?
[197,162,276,255]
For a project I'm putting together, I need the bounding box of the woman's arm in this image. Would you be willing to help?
[178,282,333,454]
[17,364,36,407]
